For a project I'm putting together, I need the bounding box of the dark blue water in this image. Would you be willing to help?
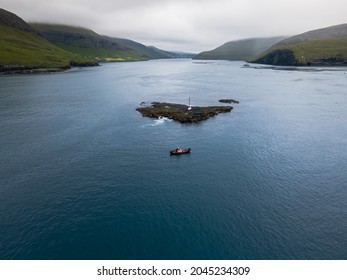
[1,60,347,259]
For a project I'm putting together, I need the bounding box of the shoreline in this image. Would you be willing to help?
[0,63,100,75]
[242,63,347,72]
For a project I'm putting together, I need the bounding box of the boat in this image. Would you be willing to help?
[170,147,191,155]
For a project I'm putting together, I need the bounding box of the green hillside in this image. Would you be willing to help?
[194,37,286,61]
[31,23,172,61]
[251,24,347,66]
[0,24,97,70]
[0,9,97,72]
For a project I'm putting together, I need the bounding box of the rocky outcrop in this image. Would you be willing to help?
[309,55,347,66]
[252,49,300,66]
[136,102,232,123]
[0,60,99,73]
[69,60,99,67]
[251,48,347,66]
[0,64,70,74]
[219,99,239,104]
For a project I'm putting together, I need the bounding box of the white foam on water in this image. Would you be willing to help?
[142,117,172,127]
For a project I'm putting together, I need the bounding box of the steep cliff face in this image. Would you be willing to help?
[252,49,299,66]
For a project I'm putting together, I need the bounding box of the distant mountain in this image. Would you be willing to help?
[171,51,197,59]
[147,46,177,58]
[148,46,196,58]
[31,23,174,61]
[111,38,170,59]
[0,8,97,72]
[194,37,286,61]
[251,24,347,66]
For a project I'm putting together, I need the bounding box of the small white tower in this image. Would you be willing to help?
[188,97,192,111]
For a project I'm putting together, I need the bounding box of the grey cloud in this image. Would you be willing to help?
[1,0,346,52]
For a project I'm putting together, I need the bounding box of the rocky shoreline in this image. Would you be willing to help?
[0,61,99,74]
[136,102,233,123]
[0,65,69,74]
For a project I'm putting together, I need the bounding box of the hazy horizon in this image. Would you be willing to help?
[1,0,347,52]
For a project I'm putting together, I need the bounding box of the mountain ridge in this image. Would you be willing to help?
[194,37,286,61]
[0,9,98,72]
[31,23,176,61]
[0,8,40,35]
[0,8,181,73]
[277,23,347,45]
[250,23,347,66]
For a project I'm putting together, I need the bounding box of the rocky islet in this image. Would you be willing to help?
[136,102,235,123]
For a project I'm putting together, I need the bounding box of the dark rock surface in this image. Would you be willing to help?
[0,61,99,74]
[219,99,239,104]
[136,102,232,123]
[69,60,99,67]
[0,64,69,74]
[252,49,299,66]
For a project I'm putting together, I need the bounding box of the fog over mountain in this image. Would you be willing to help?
[1,0,346,52]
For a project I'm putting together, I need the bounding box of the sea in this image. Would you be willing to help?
[0,59,346,259]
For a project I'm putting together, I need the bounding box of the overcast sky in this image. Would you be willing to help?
[1,0,346,52]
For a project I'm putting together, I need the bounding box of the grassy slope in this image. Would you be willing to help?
[251,24,347,66]
[0,24,96,69]
[31,23,167,61]
[52,42,148,61]
[251,38,347,65]
[194,37,286,60]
